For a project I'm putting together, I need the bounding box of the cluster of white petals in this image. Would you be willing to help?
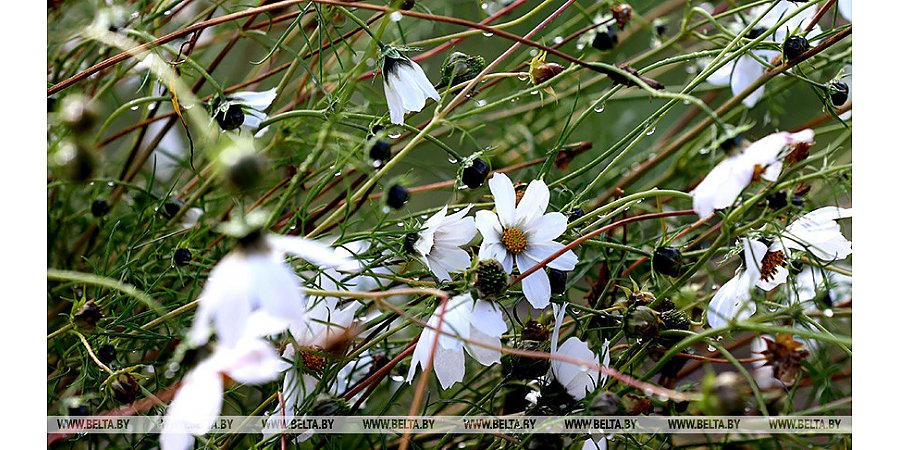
[413,205,477,281]
[549,303,609,400]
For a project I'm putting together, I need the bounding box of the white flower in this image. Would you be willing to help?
[706,1,819,108]
[476,173,579,309]
[228,89,277,128]
[838,0,851,22]
[382,53,440,125]
[549,303,606,400]
[692,129,815,217]
[582,436,609,450]
[707,238,770,328]
[406,293,507,389]
[413,205,477,281]
[189,233,352,347]
[783,206,852,261]
[785,264,851,308]
[161,320,289,450]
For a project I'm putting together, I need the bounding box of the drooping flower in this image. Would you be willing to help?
[211,89,277,133]
[783,206,852,261]
[412,205,477,281]
[692,129,815,218]
[161,319,289,450]
[707,238,770,329]
[706,1,819,108]
[381,49,440,125]
[549,303,606,400]
[407,293,507,389]
[189,227,352,348]
[476,173,579,309]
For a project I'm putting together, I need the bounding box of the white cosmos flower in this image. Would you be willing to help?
[476,173,579,309]
[549,303,607,400]
[707,238,768,329]
[692,129,815,217]
[189,233,352,348]
[783,206,852,261]
[785,265,851,307]
[406,293,507,389]
[706,1,819,108]
[228,89,277,129]
[382,53,440,125]
[413,205,477,281]
[161,318,290,450]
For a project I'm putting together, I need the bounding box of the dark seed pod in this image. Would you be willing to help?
[215,103,245,131]
[622,393,653,415]
[225,153,266,192]
[502,339,551,380]
[530,61,565,85]
[588,391,624,415]
[521,320,550,342]
[74,301,103,330]
[624,305,660,338]
[97,344,117,364]
[652,246,683,277]
[369,140,392,162]
[461,158,490,188]
[783,36,810,60]
[438,52,487,88]
[161,199,183,219]
[91,199,110,218]
[548,269,567,295]
[475,259,508,299]
[610,4,633,30]
[48,97,58,113]
[110,373,139,404]
[791,194,805,207]
[720,134,746,153]
[386,185,409,209]
[68,404,90,416]
[174,248,193,266]
[766,191,788,209]
[400,0,415,10]
[568,208,585,222]
[829,81,849,106]
[661,309,691,331]
[591,26,618,51]
[747,27,768,40]
[402,232,419,254]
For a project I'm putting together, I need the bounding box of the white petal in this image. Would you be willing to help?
[432,344,466,389]
[707,274,754,328]
[731,55,767,108]
[582,437,608,450]
[488,173,517,226]
[529,212,568,243]
[384,81,406,125]
[706,60,735,87]
[691,156,754,217]
[162,366,223,450]
[230,89,277,110]
[553,337,599,400]
[269,235,354,268]
[838,0,851,21]
[465,327,502,366]
[407,59,440,101]
[525,242,578,271]
[742,238,770,283]
[471,300,508,337]
[515,179,550,228]
[517,254,551,309]
[222,338,290,384]
[475,210,503,244]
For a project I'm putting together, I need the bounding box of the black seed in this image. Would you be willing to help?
[461,158,490,188]
[97,344,117,364]
[74,301,103,330]
[369,140,391,162]
[766,191,788,209]
[403,233,419,254]
[591,26,618,51]
[653,246,683,277]
[830,81,849,106]
[400,0,415,10]
[720,135,746,153]
[655,23,668,37]
[783,36,810,60]
[386,185,409,209]
[747,27,768,40]
[91,199,110,218]
[174,248,192,266]
[215,104,245,131]
[568,208,585,222]
[162,199,183,219]
[548,269,567,295]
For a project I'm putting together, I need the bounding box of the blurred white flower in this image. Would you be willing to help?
[407,293,507,389]
[706,1,819,108]
[838,0,851,22]
[476,173,578,309]
[707,238,769,328]
[161,320,289,450]
[550,303,606,400]
[189,232,352,347]
[783,206,852,261]
[413,205,477,281]
[692,129,815,217]
[382,53,440,125]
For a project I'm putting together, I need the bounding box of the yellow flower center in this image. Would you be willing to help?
[501,227,527,254]
[759,250,787,282]
[299,345,326,374]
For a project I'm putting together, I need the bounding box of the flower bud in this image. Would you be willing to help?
[624,305,660,338]
[529,59,565,85]
[97,344,117,365]
[91,199,110,218]
[652,246,683,277]
[386,184,409,209]
[548,269,567,295]
[214,103,245,131]
[461,158,490,188]
[475,258,508,299]
[54,140,96,182]
[74,300,103,330]
[219,141,266,192]
[588,391,624,415]
[783,35,810,60]
[174,248,192,266]
[592,26,619,51]
[438,52,486,88]
[829,81,849,106]
[568,208,585,222]
[402,232,419,254]
[369,139,392,162]
[660,309,690,331]
[59,95,100,134]
[766,190,788,209]
[611,4,633,30]
[110,373,139,404]
[628,290,656,306]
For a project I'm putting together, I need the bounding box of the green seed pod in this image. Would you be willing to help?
[438,52,486,88]
[624,305,660,338]
[475,259,508,299]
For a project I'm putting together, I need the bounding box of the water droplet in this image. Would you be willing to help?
[482,31,494,37]
[447,156,458,163]
[129,105,139,111]
[824,308,834,317]
[457,185,468,191]
[577,43,585,50]
[553,36,564,44]
[658,394,669,402]
[531,90,539,95]
[682,99,691,105]
[390,375,404,382]
[511,97,519,103]
[388,130,401,139]
[107,181,114,187]
[643,389,653,396]
[334,171,341,176]
[381,207,390,213]
[707,344,716,352]
[366,58,376,67]
[372,160,383,168]
[699,147,711,155]
[517,73,529,81]
[389,11,403,22]
[646,126,656,136]
[685,65,697,75]
[593,102,606,113]
[163,10,172,16]
[475,99,487,107]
